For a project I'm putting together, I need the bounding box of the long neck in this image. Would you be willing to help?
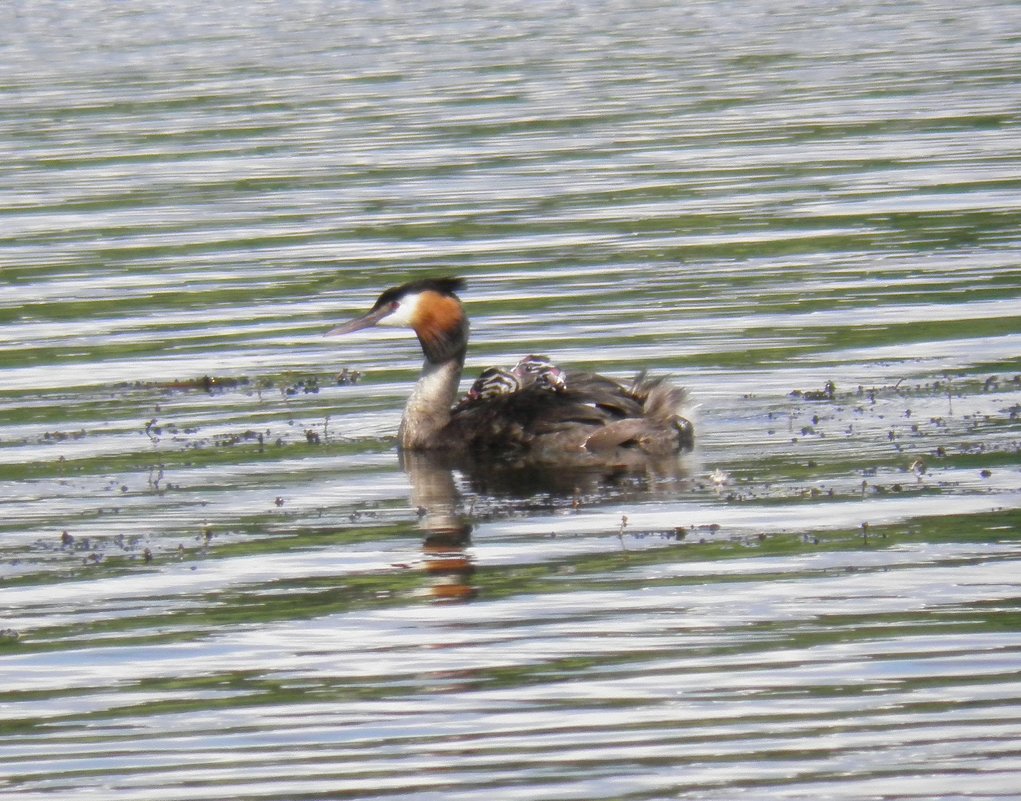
[398,353,464,450]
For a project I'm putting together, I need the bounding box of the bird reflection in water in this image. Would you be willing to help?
[403,451,477,602]
[402,448,696,603]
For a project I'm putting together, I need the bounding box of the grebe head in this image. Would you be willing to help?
[514,354,567,391]
[467,367,522,401]
[329,277,468,364]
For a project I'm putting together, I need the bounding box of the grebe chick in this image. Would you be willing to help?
[329,277,694,464]
[514,354,567,391]
[453,367,522,411]
[452,358,566,412]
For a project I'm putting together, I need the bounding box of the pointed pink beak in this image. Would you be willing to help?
[327,304,391,336]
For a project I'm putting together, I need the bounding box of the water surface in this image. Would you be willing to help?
[2,1,1021,798]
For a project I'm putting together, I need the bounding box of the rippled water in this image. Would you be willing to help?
[2,1,1021,798]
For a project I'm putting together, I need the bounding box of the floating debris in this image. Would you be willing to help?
[41,430,87,442]
[283,376,320,396]
[336,368,363,385]
[213,430,263,447]
[791,381,836,401]
[118,375,251,393]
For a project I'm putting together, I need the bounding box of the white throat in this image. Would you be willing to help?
[398,357,463,449]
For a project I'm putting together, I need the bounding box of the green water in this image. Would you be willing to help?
[2,1,1021,798]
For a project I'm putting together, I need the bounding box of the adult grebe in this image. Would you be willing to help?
[329,277,694,465]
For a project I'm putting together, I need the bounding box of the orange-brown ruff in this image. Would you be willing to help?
[412,290,464,360]
[329,278,694,466]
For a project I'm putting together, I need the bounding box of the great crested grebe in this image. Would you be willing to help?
[329,278,694,465]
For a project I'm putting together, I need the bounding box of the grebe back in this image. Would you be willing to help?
[329,277,693,465]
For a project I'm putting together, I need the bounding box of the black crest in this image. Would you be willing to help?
[374,277,465,310]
